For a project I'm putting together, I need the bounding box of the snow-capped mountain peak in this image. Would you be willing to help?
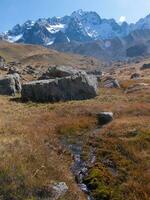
[1,10,150,46]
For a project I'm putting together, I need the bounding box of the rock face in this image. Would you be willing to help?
[22,72,98,102]
[0,73,22,95]
[97,112,113,125]
[39,65,79,80]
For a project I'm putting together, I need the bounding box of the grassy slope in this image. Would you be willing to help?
[0,76,149,199]
[0,40,102,69]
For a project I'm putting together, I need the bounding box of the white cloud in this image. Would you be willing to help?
[119,16,126,23]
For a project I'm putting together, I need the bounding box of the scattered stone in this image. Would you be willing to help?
[0,73,21,95]
[8,66,20,74]
[22,72,98,102]
[103,77,120,88]
[23,65,37,75]
[39,65,79,80]
[130,73,140,79]
[96,112,113,125]
[141,63,150,70]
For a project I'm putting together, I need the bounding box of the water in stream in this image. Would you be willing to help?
[61,136,96,200]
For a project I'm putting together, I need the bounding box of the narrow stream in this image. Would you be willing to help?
[61,127,118,200]
[61,132,98,200]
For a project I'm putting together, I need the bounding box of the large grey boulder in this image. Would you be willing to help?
[0,73,22,95]
[39,65,79,80]
[22,72,98,102]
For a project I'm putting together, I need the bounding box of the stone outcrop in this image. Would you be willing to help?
[22,72,98,102]
[0,73,22,95]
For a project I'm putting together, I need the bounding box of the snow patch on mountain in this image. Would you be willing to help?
[6,34,23,43]
[46,24,66,34]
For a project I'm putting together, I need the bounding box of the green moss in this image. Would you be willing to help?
[83,167,124,200]
[94,186,111,200]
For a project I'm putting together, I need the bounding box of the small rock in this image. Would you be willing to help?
[141,63,150,70]
[50,182,68,200]
[79,183,88,193]
[130,73,140,79]
[103,77,120,88]
[97,112,113,125]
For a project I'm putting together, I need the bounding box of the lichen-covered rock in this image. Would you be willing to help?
[0,73,22,95]
[22,72,98,102]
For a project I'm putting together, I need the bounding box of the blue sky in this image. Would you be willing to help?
[0,0,150,31]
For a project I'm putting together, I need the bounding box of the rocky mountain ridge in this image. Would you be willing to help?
[1,10,150,60]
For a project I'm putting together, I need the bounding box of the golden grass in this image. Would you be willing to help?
[0,82,149,199]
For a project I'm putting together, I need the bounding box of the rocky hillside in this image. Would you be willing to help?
[0,40,105,81]
[52,29,150,60]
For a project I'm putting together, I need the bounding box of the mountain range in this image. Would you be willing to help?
[1,9,150,60]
